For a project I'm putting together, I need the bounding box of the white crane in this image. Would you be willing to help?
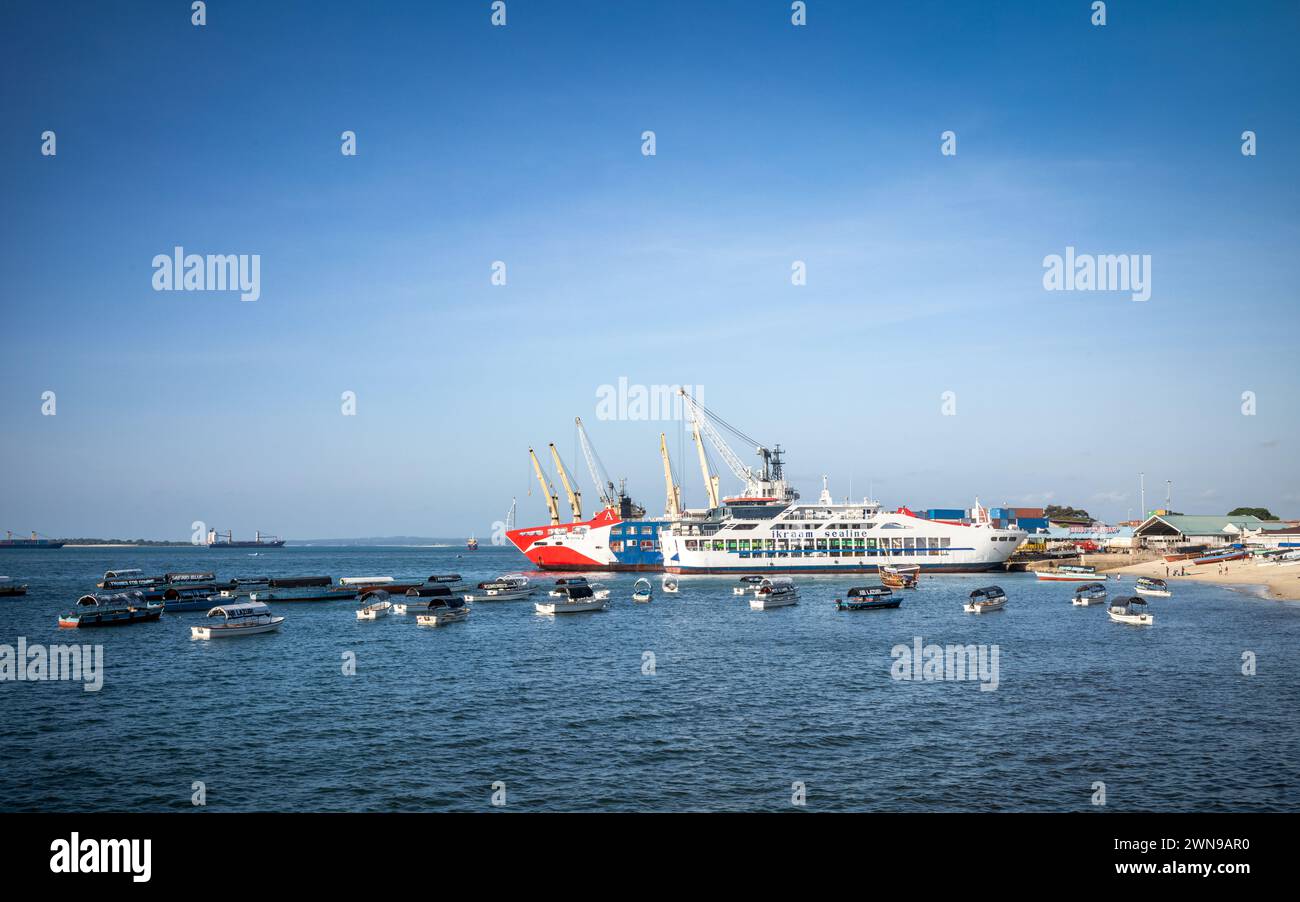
[575,416,618,511]
[677,389,792,502]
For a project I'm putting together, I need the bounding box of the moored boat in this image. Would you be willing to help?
[393,584,459,614]
[1072,583,1107,606]
[356,590,394,620]
[1193,550,1248,566]
[662,575,679,594]
[631,577,653,603]
[415,595,470,627]
[1134,577,1172,598]
[190,601,284,639]
[0,577,28,597]
[880,565,919,589]
[964,586,1007,613]
[161,584,226,612]
[1035,565,1099,582]
[535,584,608,614]
[463,574,531,601]
[59,591,162,628]
[1108,596,1153,625]
[732,575,765,595]
[835,586,900,611]
[750,577,798,609]
[249,576,337,602]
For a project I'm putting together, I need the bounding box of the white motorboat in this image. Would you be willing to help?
[535,584,608,614]
[1035,565,1099,583]
[631,577,653,603]
[415,596,469,627]
[750,577,798,609]
[1108,596,1154,625]
[463,574,531,602]
[1072,583,1107,606]
[190,601,284,639]
[356,590,393,620]
[964,586,1007,613]
[732,575,764,596]
[662,576,679,594]
[589,582,612,600]
[1134,577,1172,598]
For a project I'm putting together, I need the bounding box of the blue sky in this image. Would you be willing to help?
[2,0,1297,539]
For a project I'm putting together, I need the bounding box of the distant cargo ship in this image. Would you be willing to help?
[0,530,64,549]
[205,529,285,549]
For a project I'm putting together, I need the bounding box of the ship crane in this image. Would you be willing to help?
[689,412,721,509]
[548,443,584,521]
[528,447,561,526]
[575,417,618,510]
[677,389,791,501]
[660,433,682,519]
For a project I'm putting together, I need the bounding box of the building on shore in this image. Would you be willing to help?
[1134,514,1288,550]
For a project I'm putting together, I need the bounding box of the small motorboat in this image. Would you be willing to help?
[835,586,899,611]
[58,591,163,628]
[662,576,679,594]
[589,582,613,600]
[0,577,28,598]
[1072,583,1107,606]
[393,584,459,614]
[964,586,1007,613]
[1108,596,1154,625]
[750,577,798,610]
[1134,577,1172,598]
[535,584,608,614]
[548,577,590,597]
[463,574,530,601]
[631,577,653,603]
[190,601,285,639]
[880,565,919,589]
[732,575,764,595]
[415,596,469,627]
[356,590,394,620]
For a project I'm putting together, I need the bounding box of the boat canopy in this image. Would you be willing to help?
[78,591,143,607]
[737,576,764,584]
[970,586,1006,600]
[759,577,794,589]
[165,571,215,583]
[268,576,332,589]
[163,585,218,599]
[427,574,462,583]
[847,586,892,598]
[340,576,393,586]
[359,589,390,602]
[634,578,652,589]
[103,569,143,579]
[425,597,466,611]
[205,601,271,619]
[1076,583,1106,592]
[555,577,588,586]
[1136,577,1167,588]
[406,585,455,597]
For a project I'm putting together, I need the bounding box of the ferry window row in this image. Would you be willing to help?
[683,537,953,554]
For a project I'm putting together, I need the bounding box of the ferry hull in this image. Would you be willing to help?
[507,509,668,572]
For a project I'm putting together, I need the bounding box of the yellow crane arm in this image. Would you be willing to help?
[660,433,682,520]
[548,443,583,521]
[529,448,561,526]
[691,416,721,509]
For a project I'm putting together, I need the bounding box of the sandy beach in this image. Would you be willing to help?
[1114,556,1300,601]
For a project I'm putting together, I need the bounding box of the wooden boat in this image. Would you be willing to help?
[356,590,393,620]
[1134,577,1171,597]
[0,577,28,597]
[835,586,899,611]
[964,586,1007,613]
[58,591,162,628]
[1034,565,1098,582]
[248,576,337,603]
[1193,550,1248,565]
[1163,546,1206,562]
[662,576,679,594]
[463,574,530,601]
[1072,583,1107,606]
[631,577,653,603]
[1108,596,1153,625]
[750,577,798,609]
[732,575,764,595]
[190,601,284,639]
[535,584,608,614]
[880,565,918,589]
[415,596,469,627]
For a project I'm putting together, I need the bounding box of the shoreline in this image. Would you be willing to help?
[1112,557,1300,601]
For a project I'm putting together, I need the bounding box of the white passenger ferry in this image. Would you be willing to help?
[661,477,1025,576]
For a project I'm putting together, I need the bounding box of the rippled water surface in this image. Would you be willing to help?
[2,546,1298,811]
